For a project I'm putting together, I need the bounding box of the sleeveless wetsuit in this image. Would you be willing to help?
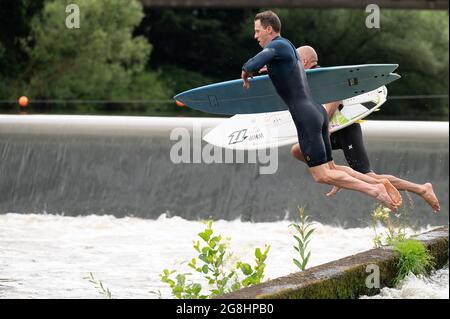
[308,65,372,174]
[330,122,372,173]
[242,36,332,167]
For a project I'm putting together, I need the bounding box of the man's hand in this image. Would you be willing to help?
[259,66,268,73]
[324,101,342,120]
[241,70,253,89]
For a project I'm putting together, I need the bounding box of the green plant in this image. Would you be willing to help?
[370,204,436,286]
[392,239,435,285]
[236,245,270,288]
[371,205,407,248]
[160,269,206,299]
[290,206,316,271]
[83,272,112,299]
[148,289,162,299]
[161,220,270,299]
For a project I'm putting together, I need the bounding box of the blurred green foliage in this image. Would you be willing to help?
[276,9,449,120]
[0,1,448,119]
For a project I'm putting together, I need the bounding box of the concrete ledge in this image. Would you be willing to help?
[219,226,449,299]
[0,115,448,142]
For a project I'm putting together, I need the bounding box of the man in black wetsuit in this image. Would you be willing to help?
[290,46,440,213]
[241,10,402,211]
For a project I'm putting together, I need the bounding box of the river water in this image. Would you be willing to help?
[0,213,447,299]
[1,118,448,298]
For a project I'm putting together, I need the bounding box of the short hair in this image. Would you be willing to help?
[254,11,281,33]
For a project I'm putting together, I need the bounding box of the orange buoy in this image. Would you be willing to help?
[18,96,29,107]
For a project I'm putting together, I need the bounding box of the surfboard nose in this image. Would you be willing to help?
[374,72,400,88]
[377,64,399,74]
[387,72,401,83]
[173,93,183,102]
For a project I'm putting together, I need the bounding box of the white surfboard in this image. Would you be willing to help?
[203,86,387,150]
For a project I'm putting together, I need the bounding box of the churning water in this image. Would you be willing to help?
[0,213,446,299]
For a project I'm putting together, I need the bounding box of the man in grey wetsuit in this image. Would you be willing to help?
[241,10,402,211]
[290,46,440,213]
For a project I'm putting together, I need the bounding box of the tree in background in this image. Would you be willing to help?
[0,42,5,98]
[276,9,449,120]
[137,8,258,93]
[0,4,447,119]
[0,0,45,98]
[6,0,168,113]
[140,8,448,120]
[0,0,45,74]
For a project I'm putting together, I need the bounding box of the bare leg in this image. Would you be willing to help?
[330,163,402,206]
[308,162,401,212]
[291,144,402,208]
[294,144,386,187]
[367,172,440,213]
[331,163,378,184]
[291,143,306,163]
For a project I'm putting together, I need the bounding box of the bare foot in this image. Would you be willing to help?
[374,184,398,212]
[382,179,402,207]
[420,183,440,213]
[326,186,341,197]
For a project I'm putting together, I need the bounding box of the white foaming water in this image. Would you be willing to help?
[361,267,449,299]
[0,213,446,299]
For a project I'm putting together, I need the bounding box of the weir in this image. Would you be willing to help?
[0,115,448,227]
[219,226,449,299]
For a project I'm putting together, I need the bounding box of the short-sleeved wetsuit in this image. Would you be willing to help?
[242,36,332,167]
